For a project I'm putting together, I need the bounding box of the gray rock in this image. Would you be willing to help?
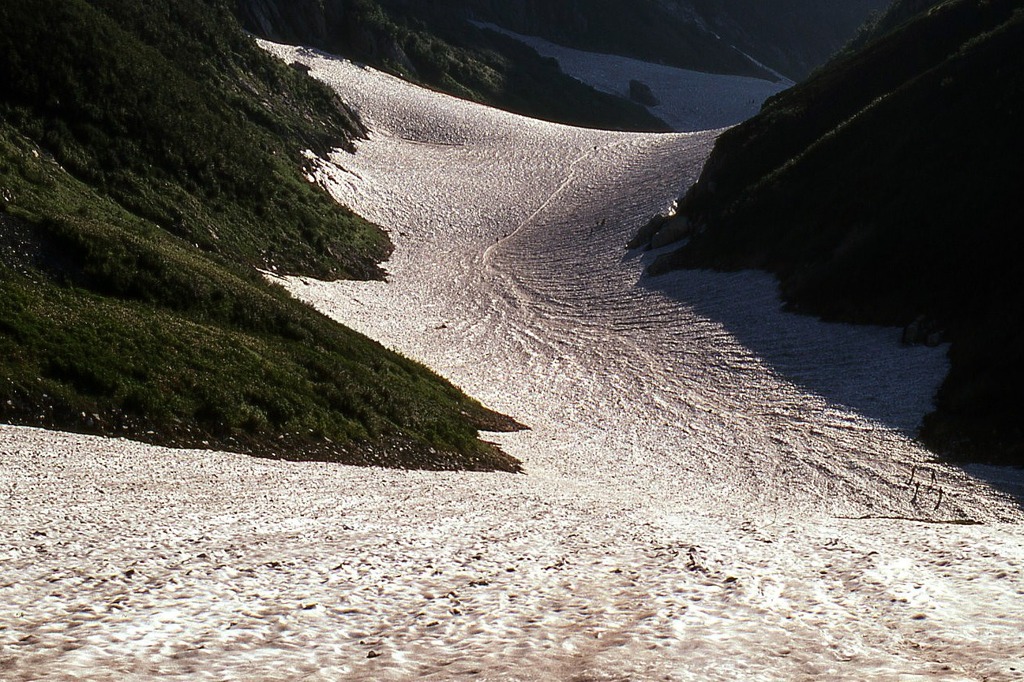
[629,79,660,107]
[650,216,691,249]
[628,213,669,249]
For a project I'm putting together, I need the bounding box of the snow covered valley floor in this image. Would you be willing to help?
[471,22,791,131]
[2,43,1024,681]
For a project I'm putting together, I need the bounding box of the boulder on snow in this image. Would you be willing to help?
[901,315,944,346]
[629,79,660,107]
[650,216,692,249]
[628,212,670,249]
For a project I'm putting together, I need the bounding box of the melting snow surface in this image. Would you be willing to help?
[472,21,792,132]
[2,41,1023,681]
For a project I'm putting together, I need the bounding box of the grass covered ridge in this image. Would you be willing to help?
[1,0,388,280]
[235,0,671,133]
[0,0,522,471]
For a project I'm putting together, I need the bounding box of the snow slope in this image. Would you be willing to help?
[1,42,1023,681]
[473,22,792,131]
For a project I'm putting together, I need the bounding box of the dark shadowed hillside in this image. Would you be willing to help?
[640,0,1024,465]
[0,0,522,471]
[236,0,670,132]
[235,0,886,129]
[454,0,886,80]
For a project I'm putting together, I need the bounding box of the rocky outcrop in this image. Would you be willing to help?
[628,213,670,250]
[901,316,944,347]
[344,22,417,75]
[236,0,418,75]
[234,0,334,45]
[628,208,695,251]
[649,216,691,249]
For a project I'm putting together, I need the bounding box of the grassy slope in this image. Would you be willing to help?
[236,0,888,128]
[0,0,522,471]
[2,0,387,280]
[235,0,671,132]
[648,0,1024,465]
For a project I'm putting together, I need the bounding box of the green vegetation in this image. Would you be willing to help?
[0,0,522,470]
[362,5,671,131]
[236,0,889,129]
[235,0,671,132]
[236,0,888,128]
[1,0,387,279]
[648,0,1024,465]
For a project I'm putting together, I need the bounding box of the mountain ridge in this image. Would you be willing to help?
[234,0,886,128]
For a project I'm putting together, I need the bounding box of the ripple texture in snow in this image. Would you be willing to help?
[1,41,1022,682]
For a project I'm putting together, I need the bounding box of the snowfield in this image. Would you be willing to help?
[2,42,1023,681]
[472,21,792,131]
